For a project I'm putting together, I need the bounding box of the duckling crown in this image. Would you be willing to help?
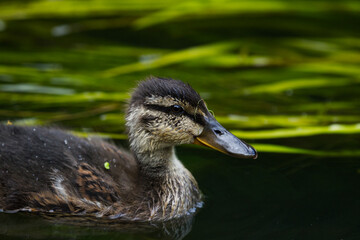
[129,77,207,112]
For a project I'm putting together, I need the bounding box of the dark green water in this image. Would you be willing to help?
[1,148,359,239]
[1,0,360,239]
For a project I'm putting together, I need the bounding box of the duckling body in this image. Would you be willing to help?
[0,125,200,220]
[0,77,256,221]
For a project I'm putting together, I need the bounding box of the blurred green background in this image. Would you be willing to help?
[0,0,360,239]
[1,0,360,157]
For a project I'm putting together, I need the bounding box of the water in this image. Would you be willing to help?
[1,0,360,239]
[1,148,359,239]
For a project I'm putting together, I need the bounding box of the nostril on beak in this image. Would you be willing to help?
[214,129,223,135]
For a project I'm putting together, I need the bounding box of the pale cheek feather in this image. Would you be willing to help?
[148,116,202,144]
[127,104,201,145]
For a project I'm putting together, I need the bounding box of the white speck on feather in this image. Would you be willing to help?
[64,139,68,145]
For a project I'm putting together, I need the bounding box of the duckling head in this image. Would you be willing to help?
[126,77,257,171]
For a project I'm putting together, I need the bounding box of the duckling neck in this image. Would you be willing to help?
[133,146,202,219]
[134,146,185,178]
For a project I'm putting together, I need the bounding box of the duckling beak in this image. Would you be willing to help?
[194,115,257,159]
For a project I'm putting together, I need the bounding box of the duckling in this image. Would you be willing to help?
[0,77,257,222]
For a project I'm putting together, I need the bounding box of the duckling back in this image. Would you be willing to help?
[0,125,138,213]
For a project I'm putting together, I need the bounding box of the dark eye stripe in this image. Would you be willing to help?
[144,104,205,125]
[144,104,171,114]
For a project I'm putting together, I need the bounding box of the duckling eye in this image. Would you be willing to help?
[170,105,184,114]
